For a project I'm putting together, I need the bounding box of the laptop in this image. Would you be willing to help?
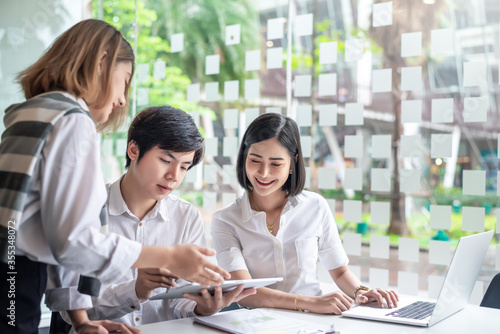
[342,230,494,327]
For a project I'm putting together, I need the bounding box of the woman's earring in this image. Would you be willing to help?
[289,170,293,174]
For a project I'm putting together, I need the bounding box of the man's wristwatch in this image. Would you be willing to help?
[354,284,370,297]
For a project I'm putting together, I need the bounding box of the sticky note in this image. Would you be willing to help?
[225,24,241,45]
[203,164,217,184]
[296,105,312,127]
[398,272,418,296]
[318,73,337,96]
[431,134,452,158]
[101,162,112,181]
[462,206,485,232]
[463,61,486,88]
[401,66,422,91]
[400,135,423,158]
[371,135,391,159]
[431,98,454,123]
[265,107,281,114]
[295,13,313,36]
[223,137,238,157]
[345,103,364,126]
[301,136,312,158]
[318,167,336,189]
[319,104,337,126]
[463,170,485,196]
[188,112,200,128]
[463,96,488,123]
[204,137,218,157]
[344,168,362,190]
[245,50,261,71]
[343,200,362,223]
[295,75,312,97]
[498,134,500,158]
[401,32,422,58]
[370,235,390,259]
[205,82,219,101]
[371,168,391,192]
[431,29,454,56]
[372,68,392,93]
[116,139,127,157]
[205,55,220,75]
[399,237,419,262]
[370,201,390,225]
[369,268,389,290]
[244,79,260,99]
[267,17,284,40]
[319,42,337,64]
[153,60,166,80]
[223,109,239,129]
[224,80,239,101]
[401,100,422,123]
[137,88,149,106]
[498,172,500,196]
[137,63,149,83]
[304,167,311,189]
[429,240,450,265]
[203,191,217,211]
[222,164,237,185]
[222,193,237,208]
[244,108,260,130]
[430,205,452,230]
[372,1,393,27]
[184,164,199,184]
[429,275,445,299]
[267,47,283,69]
[400,169,421,193]
[345,39,364,61]
[326,199,335,215]
[343,233,361,256]
[102,139,113,156]
[187,83,200,102]
[344,135,363,158]
[171,33,184,53]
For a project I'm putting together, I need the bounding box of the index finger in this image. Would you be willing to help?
[204,264,230,282]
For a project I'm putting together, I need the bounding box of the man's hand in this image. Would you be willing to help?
[135,268,179,301]
[75,320,141,334]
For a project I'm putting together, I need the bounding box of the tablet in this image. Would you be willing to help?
[149,277,283,300]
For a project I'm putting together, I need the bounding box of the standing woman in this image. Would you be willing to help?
[212,113,399,314]
[0,19,228,334]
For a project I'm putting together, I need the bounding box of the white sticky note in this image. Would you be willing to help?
[203,191,217,211]
[371,168,391,192]
[401,66,422,91]
[343,200,362,223]
[187,83,200,102]
[244,108,260,129]
[244,79,260,100]
[372,68,392,93]
[319,42,337,64]
[498,172,500,196]
[345,103,364,126]
[401,100,422,123]
[318,167,336,189]
[116,139,127,157]
[326,199,336,215]
[371,135,391,159]
[205,55,220,75]
[370,201,390,225]
[171,33,184,53]
[184,164,199,184]
[319,104,337,126]
[469,281,484,305]
[344,168,362,191]
[318,73,337,96]
[431,134,452,158]
[429,275,445,299]
[204,137,218,157]
[225,24,241,45]
[101,162,112,181]
[399,237,419,262]
[188,112,200,128]
[267,17,284,40]
[372,1,393,27]
[224,109,239,129]
[370,235,390,259]
[400,135,423,158]
[463,170,485,196]
[400,169,421,193]
[222,164,237,185]
[137,88,149,106]
[265,107,281,114]
[304,167,311,189]
[344,135,363,158]
[401,32,422,58]
[295,13,313,36]
[431,29,454,56]
[224,80,239,101]
[223,137,238,157]
[429,240,450,265]
[301,136,312,158]
[153,60,166,80]
[137,63,149,83]
[267,47,283,69]
[431,98,454,123]
[430,205,452,230]
[345,39,364,61]
[296,105,312,127]
[102,139,113,156]
[398,272,419,296]
[462,206,485,232]
[463,96,488,123]
[222,192,237,208]
[203,164,218,184]
[205,82,219,101]
[496,246,500,271]
[295,75,312,97]
[369,268,389,290]
[245,50,261,71]
[343,233,361,256]
[463,61,486,88]
[498,134,500,159]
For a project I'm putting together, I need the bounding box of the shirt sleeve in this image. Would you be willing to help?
[211,213,249,273]
[44,265,93,311]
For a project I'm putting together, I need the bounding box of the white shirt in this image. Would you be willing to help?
[211,190,348,296]
[87,178,205,326]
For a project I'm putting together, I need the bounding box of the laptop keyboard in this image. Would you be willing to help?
[385,301,435,320]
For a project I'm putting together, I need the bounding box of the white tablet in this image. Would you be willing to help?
[149,277,283,300]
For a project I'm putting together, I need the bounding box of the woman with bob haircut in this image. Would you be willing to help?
[212,113,399,315]
[0,19,228,334]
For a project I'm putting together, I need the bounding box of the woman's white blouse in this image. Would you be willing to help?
[211,190,348,296]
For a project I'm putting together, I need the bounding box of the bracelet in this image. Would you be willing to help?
[294,294,305,312]
[353,285,370,298]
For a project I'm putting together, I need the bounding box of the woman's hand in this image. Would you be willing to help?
[301,291,354,314]
[356,288,399,308]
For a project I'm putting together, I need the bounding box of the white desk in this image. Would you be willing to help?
[137,304,500,333]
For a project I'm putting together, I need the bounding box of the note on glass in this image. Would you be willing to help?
[370,201,390,226]
[265,107,281,114]
[318,73,337,96]
[137,88,149,106]
[224,80,239,101]
[188,111,200,128]
[205,82,219,102]
[294,75,312,97]
[372,1,393,27]
[225,24,241,45]
[429,240,450,266]
[223,137,238,157]
[244,108,260,130]
[296,105,312,127]
[318,167,336,189]
[326,199,335,215]
[222,193,237,208]
[102,139,113,156]
[101,162,112,181]
[187,83,200,102]
[463,96,488,123]
[203,164,217,184]
[371,135,391,159]
[319,42,337,64]
[295,13,313,37]
[370,235,389,259]
[401,66,422,91]
[223,109,239,129]
[371,168,391,192]
[462,206,485,232]
[116,139,127,157]
[244,79,260,100]
[267,17,284,40]
[463,61,486,88]
[170,33,184,53]
[498,134,500,159]
[344,168,362,191]
[400,169,421,193]
[153,60,166,80]
[345,102,364,126]
[462,170,485,196]
[400,135,423,158]
[398,237,419,262]
[398,272,418,296]
[430,205,451,230]
[498,172,500,196]
[304,167,311,189]
[267,47,283,69]
[401,32,422,58]
[343,233,361,256]
[343,200,362,223]
[245,50,261,71]
[300,136,311,158]
[319,104,337,126]
[401,100,422,123]
[431,29,454,56]
[222,164,237,185]
[372,68,392,93]
[205,54,220,75]
[204,137,218,157]
[344,135,363,158]
[369,268,389,290]
[184,164,199,184]
[137,63,149,83]
[431,98,454,123]
[429,275,445,299]
[202,191,217,211]
[345,39,364,62]
[431,134,452,158]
